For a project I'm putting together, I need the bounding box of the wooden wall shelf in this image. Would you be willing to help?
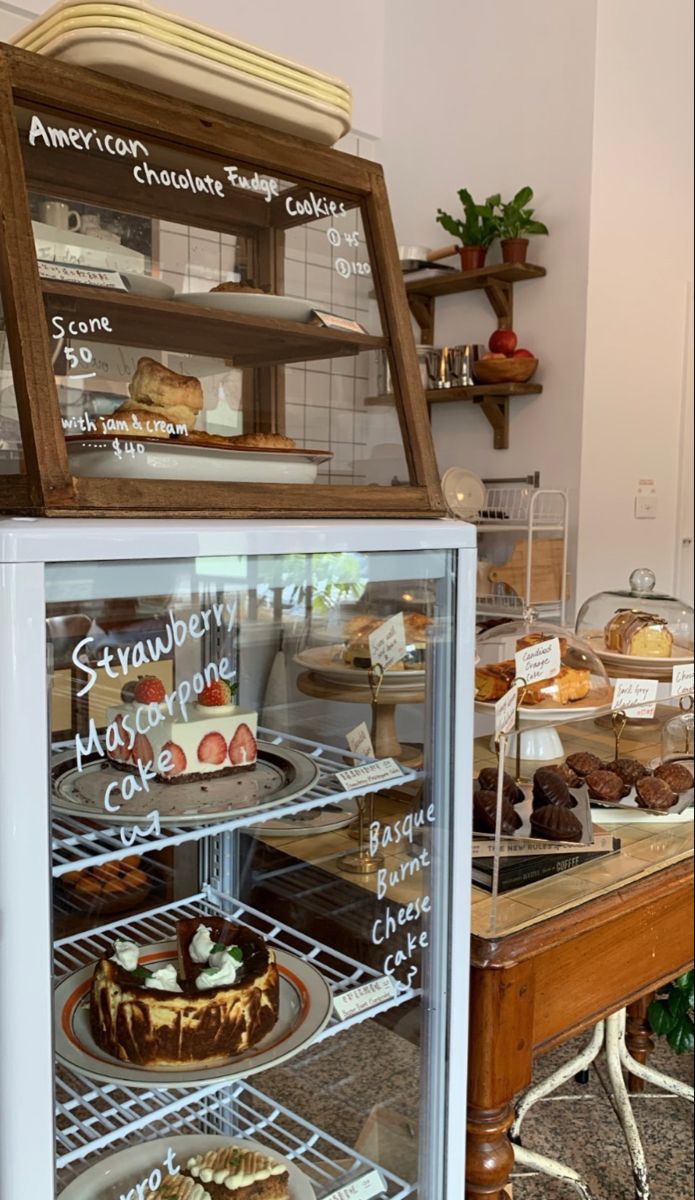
[366,383,542,450]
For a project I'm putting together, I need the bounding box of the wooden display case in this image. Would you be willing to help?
[0,43,443,518]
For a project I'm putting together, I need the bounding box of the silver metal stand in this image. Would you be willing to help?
[511,1009,694,1200]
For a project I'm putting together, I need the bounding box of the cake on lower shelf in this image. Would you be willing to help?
[90,916,279,1067]
[106,676,258,783]
[185,1146,290,1200]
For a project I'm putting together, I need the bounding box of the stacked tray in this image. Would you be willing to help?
[12,0,352,145]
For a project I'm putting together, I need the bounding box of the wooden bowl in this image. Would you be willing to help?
[472,356,538,384]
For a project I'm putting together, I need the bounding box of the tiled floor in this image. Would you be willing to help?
[511,1036,694,1199]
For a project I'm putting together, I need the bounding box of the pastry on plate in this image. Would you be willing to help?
[530,804,583,842]
[653,761,693,794]
[566,752,603,778]
[474,661,516,703]
[585,769,628,804]
[532,767,577,810]
[516,632,569,656]
[209,279,265,294]
[473,789,522,836]
[90,916,279,1067]
[343,610,433,671]
[150,1174,210,1199]
[635,776,677,811]
[185,1146,290,1200]
[604,758,651,787]
[604,609,673,658]
[228,432,297,449]
[477,767,525,805]
[119,356,204,430]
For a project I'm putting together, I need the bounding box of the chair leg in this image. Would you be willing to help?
[512,1143,597,1199]
[604,1012,650,1200]
[618,1009,695,1101]
[511,1020,605,1139]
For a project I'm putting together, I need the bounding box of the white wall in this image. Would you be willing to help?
[575,0,694,602]
[379,0,599,607]
[0,0,385,136]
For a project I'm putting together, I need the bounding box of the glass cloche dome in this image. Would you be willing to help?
[475,615,611,714]
[575,568,694,677]
[661,699,694,765]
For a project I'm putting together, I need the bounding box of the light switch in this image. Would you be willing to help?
[635,495,658,519]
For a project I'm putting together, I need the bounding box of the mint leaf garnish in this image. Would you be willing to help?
[211,942,227,954]
[228,945,243,962]
[131,965,153,980]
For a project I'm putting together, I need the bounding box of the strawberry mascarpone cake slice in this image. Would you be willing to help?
[106,677,258,783]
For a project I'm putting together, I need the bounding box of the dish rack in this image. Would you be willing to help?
[474,484,568,623]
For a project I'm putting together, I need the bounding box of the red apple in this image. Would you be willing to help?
[512,348,535,359]
[488,329,517,355]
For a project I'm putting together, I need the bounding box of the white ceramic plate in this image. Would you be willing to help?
[58,1133,316,1200]
[55,941,332,1088]
[441,467,486,520]
[121,272,174,299]
[475,684,614,724]
[67,439,333,484]
[585,632,693,680]
[250,803,356,838]
[21,28,350,145]
[295,643,426,687]
[52,741,320,827]
[175,291,319,323]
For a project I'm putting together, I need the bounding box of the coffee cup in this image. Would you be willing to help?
[39,201,81,232]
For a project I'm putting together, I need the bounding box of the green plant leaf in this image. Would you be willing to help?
[513,186,534,208]
[667,1017,694,1055]
[673,971,694,993]
[436,209,464,240]
[525,220,549,235]
[667,988,692,1019]
[647,999,675,1035]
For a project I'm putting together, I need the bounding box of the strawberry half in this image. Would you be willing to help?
[229,723,257,766]
[133,675,166,704]
[198,731,227,765]
[131,733,154,767]
[161,741,187,777]
[108,714,131,762]
[198,680,234,707]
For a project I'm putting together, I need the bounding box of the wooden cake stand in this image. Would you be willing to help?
[296,670,425,768]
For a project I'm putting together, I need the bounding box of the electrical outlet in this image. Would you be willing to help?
[635,494,658,519]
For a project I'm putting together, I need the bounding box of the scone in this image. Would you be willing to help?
[122,356,204,429]
[229,433,297,449]
[210,280,264,294]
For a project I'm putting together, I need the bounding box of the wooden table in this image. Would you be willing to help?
[466,716,694,1198]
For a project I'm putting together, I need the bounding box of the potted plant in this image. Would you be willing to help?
[436,189,500,270]
[497,186,549,264]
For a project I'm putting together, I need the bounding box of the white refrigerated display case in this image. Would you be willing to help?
[0,517,475,1200]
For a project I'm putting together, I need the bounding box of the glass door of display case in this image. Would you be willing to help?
[0,520,475,1200]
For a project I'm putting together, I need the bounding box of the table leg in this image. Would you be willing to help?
[626,995,655,1094]
[466,963,535,1198]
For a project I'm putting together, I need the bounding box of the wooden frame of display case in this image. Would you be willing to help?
[0,43,444,518]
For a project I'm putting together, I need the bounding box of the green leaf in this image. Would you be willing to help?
[667,988,691,1018]
[647,999,675,1035]
[228,945,243,962]
[513,186,534,208]
[673,971,693,993]
[525,220,549,235]
[436,210,464,239]
[667,1017,694,1055]
[131,965,153,981]
[211,942,227,955]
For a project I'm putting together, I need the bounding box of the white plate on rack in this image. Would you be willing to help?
[58,1133,316,1199]
[51,741,320,826]
[55,941,332,1088]
[250,803,356,838]
[295,643,426,688]
[441,467,485,520]
[121,272,174,299]
[174,291,320,323]
[66,439,333,485]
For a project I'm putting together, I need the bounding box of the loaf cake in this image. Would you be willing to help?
[90,916,279,1067]
[604,609,673,658]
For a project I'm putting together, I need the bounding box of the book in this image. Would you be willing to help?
[472,837,621,893]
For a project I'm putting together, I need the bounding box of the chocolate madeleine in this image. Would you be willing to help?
[654,762,693,794]
[635,776,677,811]
[478,767,525,805]
[532,767,577,810]
[604,757,651,788]
[473,790,522,836]
[530,804,583,843]
[544,762,582,789]
[585,770,626,804]
[566,752,603,778]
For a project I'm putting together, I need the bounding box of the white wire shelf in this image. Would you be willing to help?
[52,726,421,877]
[57,1080,417,1199]
[474,485,567,528]
[54,891,417,1171]
[476,595,563,618]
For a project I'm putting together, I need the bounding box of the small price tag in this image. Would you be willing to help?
[346,721,375,759]
[38,260,128,290]
[333,975,397,1021]
[514,637,561,686]
[312,310,367,334]
[335,758,404,790]
[671,663,694,698]
[612,678,659,719]
[495,686,518,736]
[368,612,407,671]
[323,1170,385,1200]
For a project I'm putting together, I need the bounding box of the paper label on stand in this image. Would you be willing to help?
[612,678,659,719]
[368,612,407,671]
[346,722,375,759]
[335,758,404,790]
[671,663,694,697]
[333,975,397,1021]
[323,1170,385,1200]
[38,260,127,289]
[312,309,367,334]
[495,686,518,736]
[514,638,561,686]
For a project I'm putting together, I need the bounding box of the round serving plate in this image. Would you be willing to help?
[175,291,320,322]
[250,802,356,838]
[120,272,175,299]
[55,941,332,1088]
[441,467,486,520]
[51,741,320,827]
[58,1133,316,1200]
[295,643,425,688]
[584,632,693,681]
[66,439,332,485]
[475,684,614,725]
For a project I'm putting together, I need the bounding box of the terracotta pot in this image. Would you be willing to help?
[501,238,529,264]
[458,245,487,271]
